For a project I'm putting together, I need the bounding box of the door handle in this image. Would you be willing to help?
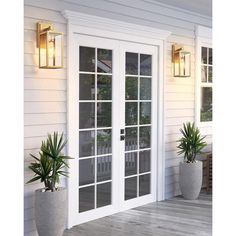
[120,135,125,141]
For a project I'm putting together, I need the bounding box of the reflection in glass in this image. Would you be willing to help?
[201,66,207,82]
[140,54,152,76]
[97,160,111,183]
[79,158,95,186]
[125,152,137,176]
[126,77,138,100]
[201,47,208,64]
[97,75,112,100]
[97,102,112,127]
[126,52,138,75]
[140,102,151,124]
[125,102,138,125]
[139,150,150,173]
[125,127,138,151]
[97,156,112,182]
[97,182,111,208]
[208,66,212,83]
[97,129,112,155]
[79,74,95,100]
[79,131,95,157]
[97,49,112,73]
[79,102,95,129]
[125,177,137,200]
[139,174,150,196]
[200,87,212,122]
[139,126,151,149]
[79,186,95,213]
[140,78,151,100]
[79,46,95,72]
[209,48,212,65]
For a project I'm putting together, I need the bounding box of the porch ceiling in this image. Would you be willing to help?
[150,0,212,17]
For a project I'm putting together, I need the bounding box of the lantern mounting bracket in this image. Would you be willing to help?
[37,22,54,48]
[172,44,184,62]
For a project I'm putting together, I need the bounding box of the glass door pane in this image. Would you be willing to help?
[124,52,152,200]
[79,46,113,212]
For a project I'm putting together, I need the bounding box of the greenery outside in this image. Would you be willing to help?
[200,87,212,122]
[200,110,212,122]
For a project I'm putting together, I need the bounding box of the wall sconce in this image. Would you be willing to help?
[172,44,191,77]
[37,22,63,69]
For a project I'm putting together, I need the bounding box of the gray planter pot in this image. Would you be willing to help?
[35,187,67,236]
[179,161,202,200]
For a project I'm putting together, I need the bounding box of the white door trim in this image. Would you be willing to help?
[64,10,170,228]
[62,10,171,42]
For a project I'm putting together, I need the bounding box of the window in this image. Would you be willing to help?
[200,47,213,122]
[196,26,212,127]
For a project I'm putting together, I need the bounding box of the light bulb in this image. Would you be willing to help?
[48,39,55,58]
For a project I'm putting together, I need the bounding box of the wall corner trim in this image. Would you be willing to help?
[195,25,212,39]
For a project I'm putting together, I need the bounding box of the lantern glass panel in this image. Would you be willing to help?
[47,32,63,68]
[39,32,47,68]
[173,52,180,77]
[181,51,191,77]
[174,51,191,77]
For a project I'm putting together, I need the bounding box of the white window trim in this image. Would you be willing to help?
[195,26,212,129]
[62,10,171,228]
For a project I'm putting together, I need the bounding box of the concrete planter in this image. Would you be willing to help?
[35,188,67,236]
[179,161,202,200]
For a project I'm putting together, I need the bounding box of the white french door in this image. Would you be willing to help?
[68,34,158,227]
[119,41,158,210]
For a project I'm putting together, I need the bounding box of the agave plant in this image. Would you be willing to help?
[177,122,207,163]
[27,132,73,192]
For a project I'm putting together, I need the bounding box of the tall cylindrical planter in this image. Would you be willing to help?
[179,161,202,200]
[35,188,67,236]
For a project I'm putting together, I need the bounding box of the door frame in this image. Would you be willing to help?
[63,10,171,229]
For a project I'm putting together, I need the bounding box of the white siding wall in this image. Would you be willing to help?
[24,0,212,235]
[24,6,67,235]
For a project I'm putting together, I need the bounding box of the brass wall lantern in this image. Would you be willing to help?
[37,22,63,69]
[172,44,191,77]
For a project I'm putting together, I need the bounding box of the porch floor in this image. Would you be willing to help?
[63,192,212,236]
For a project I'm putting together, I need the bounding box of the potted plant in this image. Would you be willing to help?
[177,122,207,200]
[27,132,73,236]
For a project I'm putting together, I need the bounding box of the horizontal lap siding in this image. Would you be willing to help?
[165,32,212,198]
[24,4,67,235]
[24,0,212,235]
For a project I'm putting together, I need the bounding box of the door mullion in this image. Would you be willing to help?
[94,48,98,209]
[118,45,126,206]
[137,53,140,198]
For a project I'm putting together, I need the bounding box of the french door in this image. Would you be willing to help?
[68,34,158,226]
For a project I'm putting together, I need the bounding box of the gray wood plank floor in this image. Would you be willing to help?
[63,192,212,236]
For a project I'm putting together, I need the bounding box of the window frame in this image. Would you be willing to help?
[195,26,212,128]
